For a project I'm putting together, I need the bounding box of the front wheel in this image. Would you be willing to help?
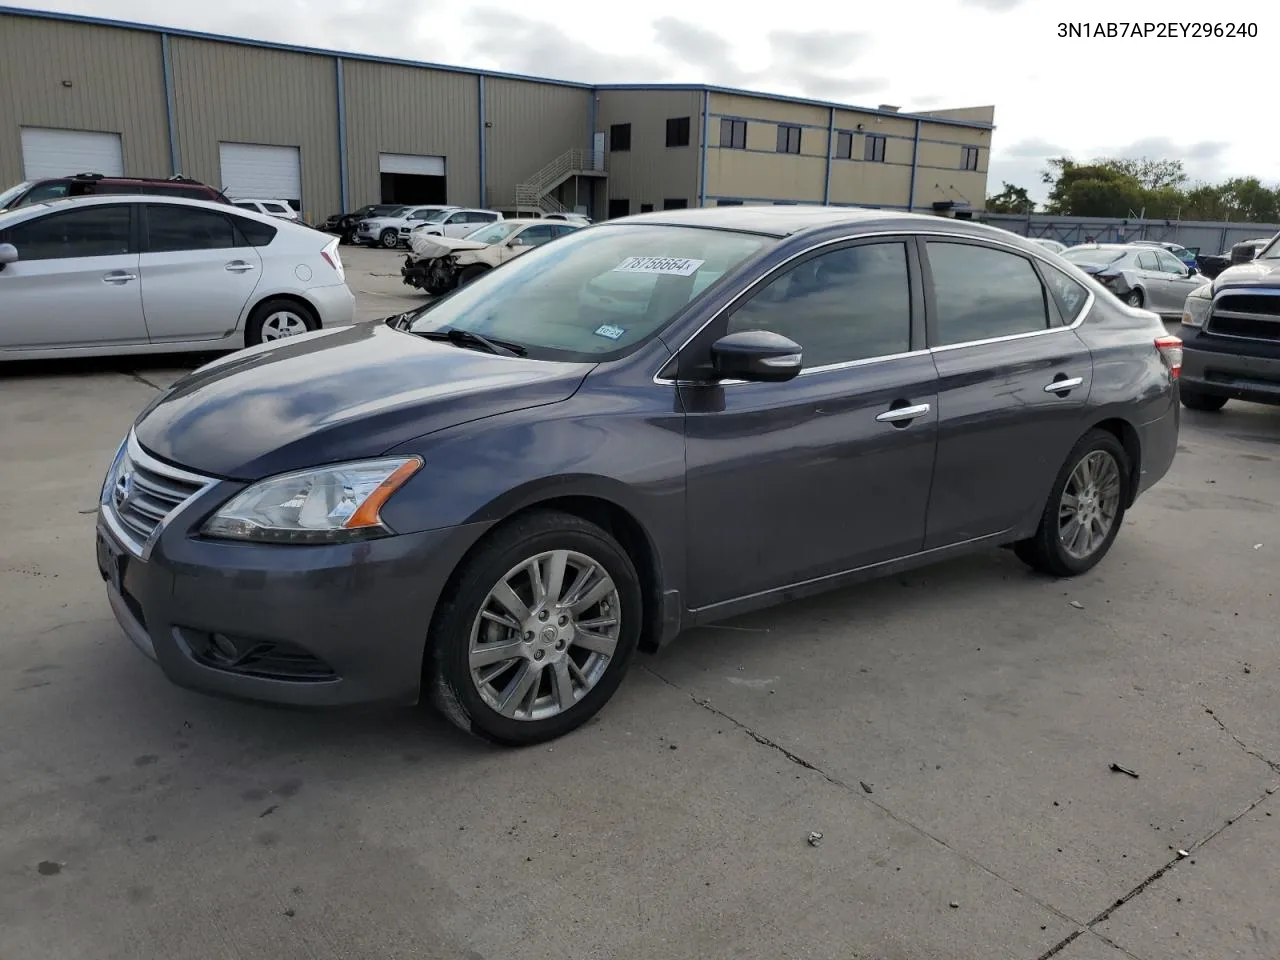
[427,510,642,746]
[1015,429,1130,577]
[1125,289,1145,307]
[1181,389,1228,412]
[379,229,399,249]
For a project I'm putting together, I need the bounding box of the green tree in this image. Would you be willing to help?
[1182,183,1230,220]
[986,182,1033,213]
[1097,157,1187,191]
[1219,177,1280,222]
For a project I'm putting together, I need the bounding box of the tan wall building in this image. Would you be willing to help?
[0,8,994,222]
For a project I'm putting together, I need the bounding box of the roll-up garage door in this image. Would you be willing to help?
[218,142,302,208]
[378,153,446,177]
[21,127,124,179]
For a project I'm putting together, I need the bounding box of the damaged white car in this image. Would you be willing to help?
[401,219,584,295]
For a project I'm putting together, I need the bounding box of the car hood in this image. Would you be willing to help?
[132,323,591,480]
[1213,259,1280,291]
[408,233,489,258]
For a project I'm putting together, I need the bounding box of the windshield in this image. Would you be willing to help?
[465,221,524,244]
[1063,248,1126,268]
[422,208,454,223]
[1258,236,1280,259]
[0,181,32,209]
[406,224,773,361]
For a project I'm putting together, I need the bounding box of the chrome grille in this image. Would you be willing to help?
[102,435,215,557]
[1206,291,1280,342]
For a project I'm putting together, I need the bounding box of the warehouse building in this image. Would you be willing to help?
[0,6,995,222]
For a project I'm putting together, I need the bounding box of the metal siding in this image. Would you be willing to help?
[341,58,478,208]
[484,78,592,208]
[707,150,827,204]
[710,92,828,128]
[595,89,701,213]
[827,159,914,207]
[168,36,339,219]
[0,15,170,186]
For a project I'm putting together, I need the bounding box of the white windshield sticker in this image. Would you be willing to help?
[594,324,627,341]
[612,256,705,277]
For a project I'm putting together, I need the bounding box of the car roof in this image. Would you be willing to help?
[0,192,296,229]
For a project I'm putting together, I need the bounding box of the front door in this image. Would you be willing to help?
[138,204,262,343]
[682,237,938,609]
[1152,248,1205,315]
[0,203,144,350]
[920,238,1095,548]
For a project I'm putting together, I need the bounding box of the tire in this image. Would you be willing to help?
[244,298,318,347]
[1014,429,1131,578]
[1181,389,1228,412]
[379,228,399,249]
[1125,289,1144,307]
[427,510,643,746]
[458,264,490,286]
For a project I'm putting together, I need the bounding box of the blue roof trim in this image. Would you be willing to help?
[1,5,995,130]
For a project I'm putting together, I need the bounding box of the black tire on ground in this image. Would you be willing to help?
[1180,389,1228,412]
[458,264,490,286]
[427,509,643,746]
[244,298,319,347]
[1014,428,1131,578]
[1125,288,1144,307]
[379,228,399,249]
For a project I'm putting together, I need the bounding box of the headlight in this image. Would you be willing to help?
[201,457,422,544]
[1181,287,1213,328]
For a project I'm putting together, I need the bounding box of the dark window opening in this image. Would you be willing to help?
[719,118,747,150]
[716,199,744,206]
[610,123,632,152]
[666,117,691,147]
[835,131,853,160]
[961,145,979,171]
[380,172,446,205]
[640,203,654,213]
[607,198,630,219]
[663,198,688,210]
[865,134,886,163]
[777,124,802,155]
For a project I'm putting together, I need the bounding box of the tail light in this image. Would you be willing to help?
[320,239,345,282]
[1155,335,1183,380]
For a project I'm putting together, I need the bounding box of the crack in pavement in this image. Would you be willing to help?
[640,663,1083,932]
[1203,704,1280,775]
[120,371,165,392]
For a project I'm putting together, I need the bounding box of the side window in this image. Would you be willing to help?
[230,215,278,247]
[22,182,71,204]
[1135,252,1158,271]
[262,202,288,213]
[520,224,557,247]
[925,241,1049,345]
[446,212,468,224]
[145,204,237,253]
[1040,264,1090,325]
[1155,250,1185,273]
[725,242,912,368]
[3,205,132,260]
[234,201,258,211]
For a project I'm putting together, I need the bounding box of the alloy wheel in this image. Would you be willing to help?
[259,311,309,340]
[1058,450,1122,559]
[468,549,621,721]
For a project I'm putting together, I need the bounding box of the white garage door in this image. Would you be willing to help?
[21,127,124,179]
[379,153,446,177]
[218,142,302,206]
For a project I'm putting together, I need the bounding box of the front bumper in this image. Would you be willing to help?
[96,504,491,708]
[1181,330,1280,405]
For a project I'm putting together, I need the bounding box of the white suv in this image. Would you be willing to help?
[355,205,455,248]
[231,198,301,222]
[409,208,504,239]
[0,194,355,360]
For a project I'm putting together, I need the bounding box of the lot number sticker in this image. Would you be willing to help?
[612,256,705,277]
[594,324,627,341]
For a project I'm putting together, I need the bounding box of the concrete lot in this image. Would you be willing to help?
[2,252,1279,960]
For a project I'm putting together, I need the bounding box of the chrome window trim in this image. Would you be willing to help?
[652,228,1096,386]
[98,429,219,562]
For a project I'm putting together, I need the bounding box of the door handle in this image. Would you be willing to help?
[1044,376,1084,394]
[103,272,137,284]
[225,261,256,272]
[876,403,931,424]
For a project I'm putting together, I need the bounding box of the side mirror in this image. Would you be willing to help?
[0,243,17,269]
[1187,265,1198,276]
[709,330,802,382]
[508,237,528,247]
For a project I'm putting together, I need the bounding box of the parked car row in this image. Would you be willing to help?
[318,202,590,248]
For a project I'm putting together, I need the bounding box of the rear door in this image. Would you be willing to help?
[0,203,145,350]
[138,203,262,343]
[921,238,1095,548]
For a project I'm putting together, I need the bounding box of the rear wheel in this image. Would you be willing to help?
[1125,289,1145,307]
[1015,429,1130,577]
[427,510,642,746]
[1181,389,1228,412]
[245,299,318,346]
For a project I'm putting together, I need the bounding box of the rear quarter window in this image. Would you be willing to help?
[231,215,277,247]
[1039,264,1090,324]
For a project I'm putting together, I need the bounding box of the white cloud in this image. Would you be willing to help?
[9,0,1280,203]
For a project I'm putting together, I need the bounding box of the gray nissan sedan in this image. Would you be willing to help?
[96,207,1182,746]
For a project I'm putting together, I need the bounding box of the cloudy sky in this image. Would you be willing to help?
[12,0,1279,201]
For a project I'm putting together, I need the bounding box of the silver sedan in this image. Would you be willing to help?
[1062,243,1206,317]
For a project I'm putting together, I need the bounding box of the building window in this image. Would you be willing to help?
[640,203,654,213]
[719,118,747,150]
[835,131,853,160]
[666,117,691,148]
[961,145,980,170]
[716,199,743,206]
[777,124,801,155]
[610,123,631,152]
[608,198,630,219]
[864,134,886,163]
[663,198,688,210]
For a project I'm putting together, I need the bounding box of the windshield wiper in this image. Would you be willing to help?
[417,327,526,357]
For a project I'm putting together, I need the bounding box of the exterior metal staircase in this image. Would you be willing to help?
[512,148,606,214]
